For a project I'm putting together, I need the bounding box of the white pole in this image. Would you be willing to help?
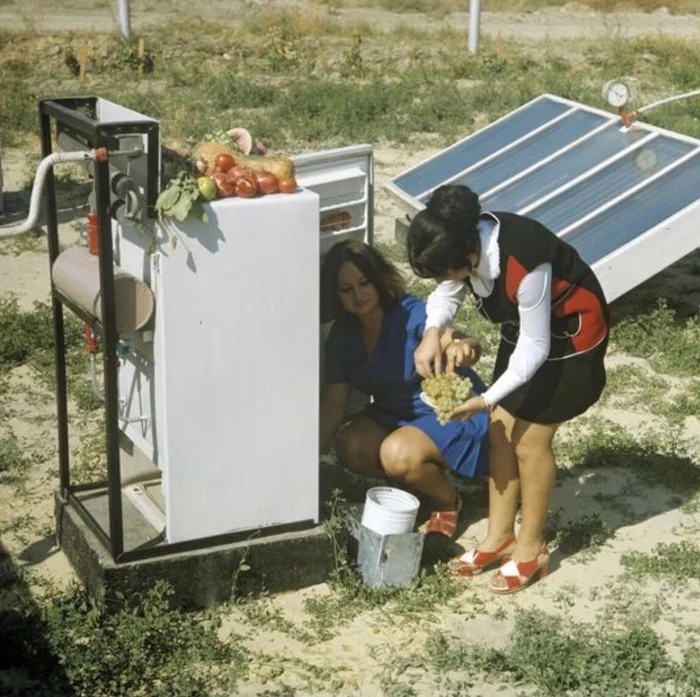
[118,0,131,41]
[468,0,481,55]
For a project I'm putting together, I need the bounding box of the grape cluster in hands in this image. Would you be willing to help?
[422,373,474,425]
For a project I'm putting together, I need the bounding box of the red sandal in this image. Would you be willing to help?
[489,544,550,594]
[425,492,463,539]
[453,536,516,577]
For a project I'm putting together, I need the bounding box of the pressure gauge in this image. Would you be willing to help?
[602,80,630,108]
[634,148,659,172]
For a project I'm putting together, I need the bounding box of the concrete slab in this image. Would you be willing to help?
[55,490,334,610]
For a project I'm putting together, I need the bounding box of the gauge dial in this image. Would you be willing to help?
[602,80,630,108]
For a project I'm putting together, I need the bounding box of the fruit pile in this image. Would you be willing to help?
[421,373,474,426]
[156,127,298,223]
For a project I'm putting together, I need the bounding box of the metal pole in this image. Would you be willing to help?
[40,109,71,497]
[117,0,131,41]
[94,138,125,560]
[468,0,481,55]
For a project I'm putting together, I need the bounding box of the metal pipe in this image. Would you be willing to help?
[118,0,131,41]
[468,0,481,55]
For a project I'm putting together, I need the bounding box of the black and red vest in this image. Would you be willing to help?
[469,212,610,360]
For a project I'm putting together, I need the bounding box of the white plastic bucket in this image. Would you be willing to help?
[361,486,420,536]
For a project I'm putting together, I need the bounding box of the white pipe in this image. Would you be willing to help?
[118,0,131,41]
[0,150,95,239]
[468,0,481,55]
[638,88,700,115]
[89,353,105,404]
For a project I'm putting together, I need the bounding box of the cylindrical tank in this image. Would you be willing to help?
[52,246,155,333]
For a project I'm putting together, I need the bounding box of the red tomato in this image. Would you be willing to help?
[211,172,236,198]
[278,177,297,194]
[214,153,237,174]
[235,175,258,198]
[254,171,279,195]
[227,164,252,183]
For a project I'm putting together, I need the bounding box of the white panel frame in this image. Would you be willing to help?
[519,131,659,217]
[592,197,700,302]
[481,118,622,201]
[556,148,700,239]
[385,93,569,216]
[413,106,579,204]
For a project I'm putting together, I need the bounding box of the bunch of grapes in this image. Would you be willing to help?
[422,373,474,425]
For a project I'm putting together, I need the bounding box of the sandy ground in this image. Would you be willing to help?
[1,4,700,697]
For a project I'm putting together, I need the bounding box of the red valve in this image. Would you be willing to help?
[84,324,98,354]
[87,213,99,256]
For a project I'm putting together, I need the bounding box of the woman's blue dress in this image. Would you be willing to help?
[325,294,489,478]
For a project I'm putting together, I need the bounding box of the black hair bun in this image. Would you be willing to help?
[426,184,481,229]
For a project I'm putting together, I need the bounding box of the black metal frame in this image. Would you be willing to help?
[42,97,315,565]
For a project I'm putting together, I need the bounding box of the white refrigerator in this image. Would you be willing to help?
[114,144,374,543]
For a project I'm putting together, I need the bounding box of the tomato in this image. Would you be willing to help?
[214,153,237,174]
[278,177,297,194]
[254,171,279,195]
[235,175,258,198]
[211,172,236,198]
[227,164,252,183]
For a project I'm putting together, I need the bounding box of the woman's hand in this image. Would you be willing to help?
[451,395,489,421]
[414,327,443,378]
[444,338,480,373]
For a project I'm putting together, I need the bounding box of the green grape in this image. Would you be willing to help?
[422,373,475,426]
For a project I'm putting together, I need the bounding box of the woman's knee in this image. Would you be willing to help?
[379,431,422,479]
[513,424,557,465]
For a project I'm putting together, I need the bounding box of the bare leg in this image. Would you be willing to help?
[509,419,560,563]
[476,406,520,551]
[336,415,391,478]
[379,426,456,510]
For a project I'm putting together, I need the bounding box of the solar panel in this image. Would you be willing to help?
[385,94,700,302]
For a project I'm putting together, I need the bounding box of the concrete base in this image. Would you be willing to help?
[394,215,411,245]
[55,490,334,610]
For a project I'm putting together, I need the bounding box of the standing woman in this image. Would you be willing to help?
[407,184,610,594]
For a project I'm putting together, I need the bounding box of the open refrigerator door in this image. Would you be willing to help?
[293,144,374,256]
[293,144,375,418]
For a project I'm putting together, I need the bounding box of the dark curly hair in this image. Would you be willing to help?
[406,184,482,279]
[321,240,406,322]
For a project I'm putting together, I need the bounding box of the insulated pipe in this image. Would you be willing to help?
[468,0,481,55]
[118,0,131,41]
[638,88,700,115]
[0,150,97,238]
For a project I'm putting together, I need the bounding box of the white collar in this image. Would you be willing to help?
[469,213,500,296]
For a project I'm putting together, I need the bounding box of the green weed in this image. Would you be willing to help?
[546,509,615,560]
[612,300,700,377]
[557,419,700,497]
[0,580,248,697]
[470,610,672,696]
[621,541,700,581]
[0,432,33,485]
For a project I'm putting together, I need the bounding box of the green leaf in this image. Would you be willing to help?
[155,184,180,213]
[170,193,194,222]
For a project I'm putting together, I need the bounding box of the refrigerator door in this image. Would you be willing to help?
[293,144,374,256]
[294,145,374,418]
